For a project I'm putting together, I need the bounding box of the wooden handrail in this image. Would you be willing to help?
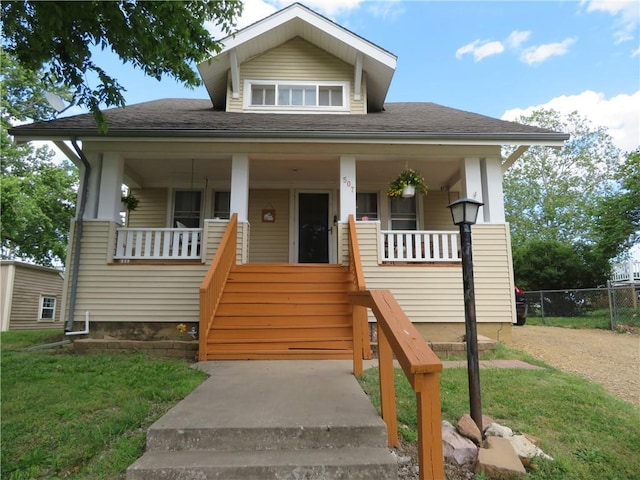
[347,215,371,375]
[198,214,238,361]
[349,289,444,480]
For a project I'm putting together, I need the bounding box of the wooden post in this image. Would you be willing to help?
[378,323,398,447]
[352,305,364,376]
[415,373,445,480]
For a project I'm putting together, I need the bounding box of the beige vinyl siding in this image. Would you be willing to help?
[3,263,64,330]
[228,37,366,114]
[63,220,238,325]
[422,190,459,230]
[127,188,168,227]
[340,221,514,325]
[248,189,289,262]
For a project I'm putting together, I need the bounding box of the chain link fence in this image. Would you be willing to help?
[524,283,640,330]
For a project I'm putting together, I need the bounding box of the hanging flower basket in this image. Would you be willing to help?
[387,168,428,198]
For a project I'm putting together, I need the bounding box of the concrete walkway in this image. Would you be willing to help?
[127,360,397,479]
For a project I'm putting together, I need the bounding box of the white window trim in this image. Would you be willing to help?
[243,79,350,113]
[39,295,56,321]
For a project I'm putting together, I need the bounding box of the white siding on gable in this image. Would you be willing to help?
[227,37,366,114]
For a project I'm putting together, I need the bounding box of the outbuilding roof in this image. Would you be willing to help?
[10,99,568,145]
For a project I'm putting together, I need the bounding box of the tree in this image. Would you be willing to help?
[1,1,243,130]
[504,109,621,248]
[1,53,77,267]
[592,150,640,260]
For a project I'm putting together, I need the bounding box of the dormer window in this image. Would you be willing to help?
[244,80,349,112]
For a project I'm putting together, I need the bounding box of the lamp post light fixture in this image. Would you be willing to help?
[448,197,484,432]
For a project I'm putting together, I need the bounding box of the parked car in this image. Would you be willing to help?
[514,286,528,326]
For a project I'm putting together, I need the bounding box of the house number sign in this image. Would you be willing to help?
[342,176,355,193]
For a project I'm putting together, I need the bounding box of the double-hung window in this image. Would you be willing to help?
[356,193,378,221]
[390,197,418,230]
[173,190,202,228]
[39,296,56,321]
[245,80,348,112]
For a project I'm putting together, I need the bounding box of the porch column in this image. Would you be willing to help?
[480,158,505,223]
[97,152,124,223]
[230,154,249,222]
[461,157,484,224]
[340,155,357,221]
[81,152,102,220]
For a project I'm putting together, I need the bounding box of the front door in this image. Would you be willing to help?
[298,192,330,263]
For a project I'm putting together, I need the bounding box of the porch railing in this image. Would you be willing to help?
[349,289,444,480]
[381,230,459,263]
[198,214,237,361]
[114,227,202,260]
[612,260,640,283]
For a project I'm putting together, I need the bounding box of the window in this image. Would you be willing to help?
[356,193,378,220]
[245,80,348,111]
[173,190,202,228]
[39,296,56,321]
[213,191,231,219]
[390,197,417,230]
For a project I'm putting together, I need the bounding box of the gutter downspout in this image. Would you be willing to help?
[65,139,91,333]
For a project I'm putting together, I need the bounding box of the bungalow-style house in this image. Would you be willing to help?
[10,3,567,360]
[0,260,64,331]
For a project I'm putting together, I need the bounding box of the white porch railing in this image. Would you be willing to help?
[381,230,460,262]
[612,260,640,283]
[114,227,202,260]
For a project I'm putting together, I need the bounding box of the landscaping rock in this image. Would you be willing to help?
[442,421,479,465]
[475,436,526,479]
[484,422,513,438]
[509,434,554,461]
[456,414,482,445]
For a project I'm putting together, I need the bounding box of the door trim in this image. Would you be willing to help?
[290,190,335,263]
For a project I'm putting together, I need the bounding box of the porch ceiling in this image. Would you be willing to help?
[124,154,462,190]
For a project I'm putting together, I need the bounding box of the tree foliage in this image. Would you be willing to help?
[1,53,77,267]
[504,109,621,248]
[592,150,640,260]
[1,1,243,130]
[504,109,626,289]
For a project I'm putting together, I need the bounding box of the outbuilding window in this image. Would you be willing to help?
[39,296,56,321]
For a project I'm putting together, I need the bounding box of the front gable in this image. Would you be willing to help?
[198,3,395,113]
[226,37,366,114]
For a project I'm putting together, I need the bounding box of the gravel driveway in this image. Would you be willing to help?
[509,325,639,405]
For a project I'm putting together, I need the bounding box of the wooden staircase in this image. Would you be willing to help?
[204,264,354,360]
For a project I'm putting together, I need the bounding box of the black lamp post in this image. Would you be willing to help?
[447,197,484,432]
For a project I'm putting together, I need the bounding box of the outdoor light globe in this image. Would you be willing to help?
[447,198,484,225]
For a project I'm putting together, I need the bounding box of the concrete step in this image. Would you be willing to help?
[127,447,398,480]
[126,361,397,480]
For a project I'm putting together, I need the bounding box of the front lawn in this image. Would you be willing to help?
[359,351,640,480]
[1,330,207,480]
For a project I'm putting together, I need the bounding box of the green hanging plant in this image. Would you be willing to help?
[386,168,428,198]
[121,193,139,212]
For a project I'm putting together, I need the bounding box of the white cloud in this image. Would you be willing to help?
[366,0,406,21]
[456,40,505,61]
[584,0,639,45]
[520,37,576,65]
[502,90,640,152]
[506,30,531,48]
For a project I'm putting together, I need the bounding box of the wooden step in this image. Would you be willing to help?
[205,264,355,360]
[205,350,354,360]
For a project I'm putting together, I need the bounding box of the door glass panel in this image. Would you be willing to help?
[174,191,202,228]
[390,197,417,230]
[298,193,329,263]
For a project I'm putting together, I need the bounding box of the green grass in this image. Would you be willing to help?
[1,330,207,480]
[359,348,640,480]
[526,307,640,330]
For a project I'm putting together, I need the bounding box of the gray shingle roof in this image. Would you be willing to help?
[9,99,568,142]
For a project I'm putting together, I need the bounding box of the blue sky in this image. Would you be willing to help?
[80,1,639,151]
